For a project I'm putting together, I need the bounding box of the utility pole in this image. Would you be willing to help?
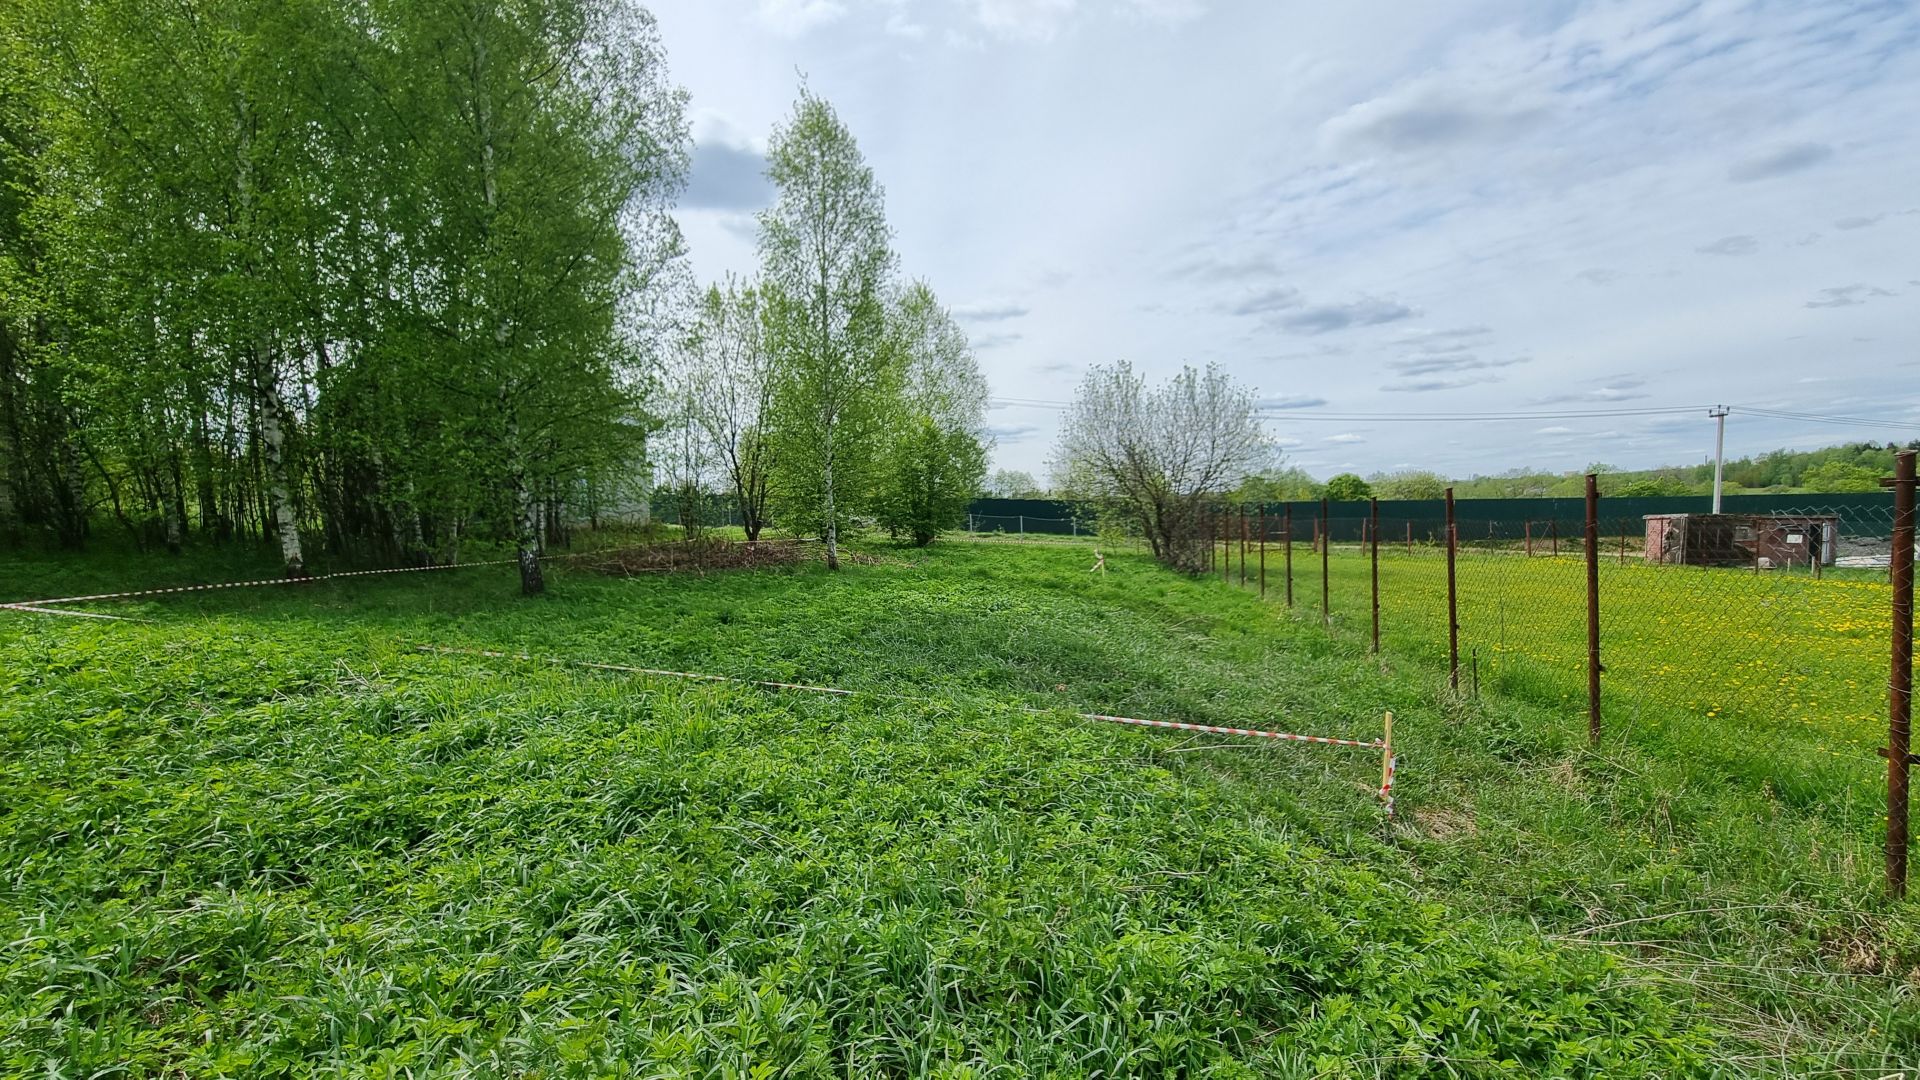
[1709,406,1729,513]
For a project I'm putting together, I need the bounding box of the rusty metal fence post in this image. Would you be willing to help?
[1239,508,1248,586]
[1320,497,1331,629]
[1370,496,1380,654]
[1221,507,1230,583]
[1585,473,1602,746]
[1258,506,1267,597]
[1886,449,1915,898]
[1284,504,1294,607]
[1446,487,1460,691]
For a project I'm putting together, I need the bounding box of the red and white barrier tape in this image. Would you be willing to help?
[0,554,568,609]
[1076,710,1382,748]
[0,603,142,621]
[0,536,819,611]
[418,645,1399,795]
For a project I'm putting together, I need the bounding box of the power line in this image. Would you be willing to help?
[990,398,1709,421]
[1247,407,1707,423]
[1731,405,1920,431]
[989,397,1920,431]
[990,397,1072,409]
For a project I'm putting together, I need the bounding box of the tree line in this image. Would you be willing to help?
[0,1,986,589]
[1330,441,1920,501]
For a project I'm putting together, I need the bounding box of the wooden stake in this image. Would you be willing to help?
[1380,711,1394,793]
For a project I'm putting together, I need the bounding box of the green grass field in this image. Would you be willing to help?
[1263,542,1898,823]
[2,536,1916,1075]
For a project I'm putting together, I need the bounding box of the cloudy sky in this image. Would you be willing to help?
[653,0,1920,481]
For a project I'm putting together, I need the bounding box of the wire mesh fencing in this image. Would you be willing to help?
[962,513,1090,537]
[1216,498,1903,748]
[1200,465,1917,895]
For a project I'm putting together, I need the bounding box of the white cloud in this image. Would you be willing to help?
[1326,432,1365,444]
[1695,235,1758,256]
[970,0,1076,41]
[652,0,1920,481]
[954,300,1030,322]
[1727,142,1833,182]
[1321,77,1551,158]
[1123,0,1204,23]
[1805,284,1896,308]
[683,114,773,210]
[1257,394,1328,410]
[1222,286,1300,316]
[754,0,848,35]
[1281,297,1416,334]
[971,331,1024,349]
[882,5,928,38]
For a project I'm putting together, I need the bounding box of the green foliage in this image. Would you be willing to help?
[1798,459,1886,493]
[1323,473,1373,501]
[1451,441,1920,499]
[759,91,897,568]
[0,538,1773,1075]
[1235,467,1322,503]
[1370,470,1449,500]
[875,414,986,545]
[0,0,689,576]
[987,468,1043,498]
[1610,472,1695,497]
[873,282,988,547]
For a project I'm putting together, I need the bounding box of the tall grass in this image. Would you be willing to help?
[0,537,1912,1074]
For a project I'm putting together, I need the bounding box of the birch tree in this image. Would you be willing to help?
[874,282,988,545]
[1,0,683,579]
[758,90,896,570]
[19,0,331,573]
[380,0,688,593]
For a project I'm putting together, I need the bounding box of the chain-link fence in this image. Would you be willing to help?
[1194,461,1917,895]
[962,513,1089,537]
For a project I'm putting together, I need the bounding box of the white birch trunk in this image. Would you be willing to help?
[507,417,544,593]
[258,367,305,577]
[237,98,305,578]
[823,428,838,570]
[163,486,183,553]
[474,31,540,595]
[0,441,15,539]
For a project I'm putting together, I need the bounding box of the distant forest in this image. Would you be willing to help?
[1221,439,1920,503]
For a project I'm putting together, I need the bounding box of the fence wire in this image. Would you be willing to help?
[1194,491,1914,892]
[963,513,1089,537]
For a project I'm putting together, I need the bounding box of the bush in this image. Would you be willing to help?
[875,415,986,545]
[1324,473,1373,501]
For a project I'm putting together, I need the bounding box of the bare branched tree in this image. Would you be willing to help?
[691,277,776,540]
[657,325,714,539]
[1051,361,1270,572]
